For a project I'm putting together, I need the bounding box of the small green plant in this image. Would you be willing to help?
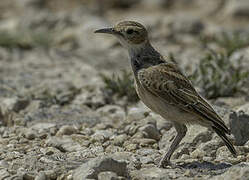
[215,32,249,56]
[201,31,249,56]
[100,70,139,103]
[0,30,53,50]
[190,50,249,99]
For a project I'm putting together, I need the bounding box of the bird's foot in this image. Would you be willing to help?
[158,158,172,168]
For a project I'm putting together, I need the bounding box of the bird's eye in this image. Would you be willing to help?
[126,29,134,34]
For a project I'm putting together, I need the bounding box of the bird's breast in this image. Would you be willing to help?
[134,79,199,124]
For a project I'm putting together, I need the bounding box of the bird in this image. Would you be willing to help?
[94,21,237,168]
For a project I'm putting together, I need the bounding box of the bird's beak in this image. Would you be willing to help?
[94,28,115,34]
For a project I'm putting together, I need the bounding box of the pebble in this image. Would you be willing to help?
[56,125,78,136]
[125,143,138,151]
[127,107,149,122]
[24,129,37,140]
[229,111,249,145]
[35,172,47,180]
[1,2,249,180]
[190,148,205,159]
[133,138,157,146]
[31,123,57,133]
[0,160,9,168]
[140,124,161,141]
[113,134,128,146]
[73,156,128,180]
[98,171,118,180]
[40,147,61,155]
[140,156,154,164]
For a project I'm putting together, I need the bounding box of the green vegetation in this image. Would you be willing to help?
[192,31,249,99]
[31,86,80,107]
[190,50,249,99]
[201,31,249,56]
[100,70,139,103]
[0,30,53,50]
[214,32,249,56]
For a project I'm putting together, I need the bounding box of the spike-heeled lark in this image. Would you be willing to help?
[95,21,237,168]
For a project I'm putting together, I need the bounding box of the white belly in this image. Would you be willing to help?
[135,82,200,125]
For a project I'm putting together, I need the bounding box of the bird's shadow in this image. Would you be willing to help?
[178,161,232,171]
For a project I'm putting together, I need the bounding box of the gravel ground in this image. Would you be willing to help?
[0,0,249,179]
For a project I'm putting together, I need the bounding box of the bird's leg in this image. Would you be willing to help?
[159,123,187,168]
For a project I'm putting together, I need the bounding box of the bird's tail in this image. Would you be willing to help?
[212,126,237,157]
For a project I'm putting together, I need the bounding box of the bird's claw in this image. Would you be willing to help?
[158,159,171,168]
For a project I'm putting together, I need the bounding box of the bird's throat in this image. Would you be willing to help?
[129,42,164,74]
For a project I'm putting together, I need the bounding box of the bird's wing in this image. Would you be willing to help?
[137,63,230,134]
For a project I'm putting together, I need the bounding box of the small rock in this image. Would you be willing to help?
[225,0,249,19]
[190,148,205,159]
[97,105,126,127]
[76,90,106,109]
[91,130,113,143]
[185,125,212,145]
[136,148,158,156]
[131,131,144,139]
[111,152,141,170]
[73,156,128,180]
[198,138,223,157]
[135,138,157,146]
[25,100,43,113]
[172,145,190,160]
[24,129,37,140]
[90,145,104,154]
[216,146,233,162]
[158,127,175,150]
[140,116,157,126]
[44,170,58,180]
[113,134,128,146]
[31,123,57,133]
[45,136,82,152]
[57,172,73,180]
[94,130,113,139]
[91,134,105,143]
[56,125,78,136]
[125,125,140,136]
[97,105,125,118]
[98,171,118,180]
[183,169,193,177]
[203,156,213,162]
[140,124,160,141]
[0,97,29,113]
[40,147,61,155]
[229,111,249,145]
[181,154,191,160]
[0,160,9,168]
[140,156,153,164]
[124,143,138,151]
[35,172,47,180]
[157,120,172,132]
[71,134,90,147]
[237,102,249,115]
[105,145,124,153]
[127,107,149,122]
[38,133,48,139]
[19,137,29,143]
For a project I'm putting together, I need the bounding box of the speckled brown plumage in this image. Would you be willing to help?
[95,21,237,168]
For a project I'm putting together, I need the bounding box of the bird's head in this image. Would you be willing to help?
[95,21,148,50]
